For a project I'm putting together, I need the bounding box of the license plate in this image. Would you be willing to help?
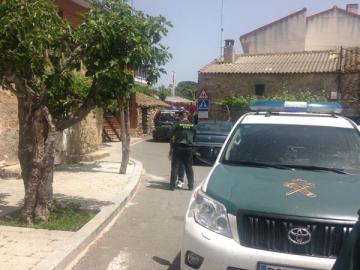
[258,263,308,270]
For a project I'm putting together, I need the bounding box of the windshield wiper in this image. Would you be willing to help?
[222,160,291,170]
[222,161,349,174]
[282,164,348,174]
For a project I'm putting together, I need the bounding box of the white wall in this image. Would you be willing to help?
[240,8,360,54]
[240,10,307,54]
[305,9,360,50]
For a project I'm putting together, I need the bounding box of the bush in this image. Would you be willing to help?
[215,89,328,109]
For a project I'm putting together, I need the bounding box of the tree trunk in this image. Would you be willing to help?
[18,97,57,223]
[117,96,130,174]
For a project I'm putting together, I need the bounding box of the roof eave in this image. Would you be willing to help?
[199,71,338,75]
[72,0,91,8]
[307,6,360,20]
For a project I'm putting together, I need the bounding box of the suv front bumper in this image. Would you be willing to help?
[181,215,335,270]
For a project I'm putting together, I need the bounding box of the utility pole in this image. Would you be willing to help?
[220,0,224,58]
[337,46,344,102]
[171,71,176,96]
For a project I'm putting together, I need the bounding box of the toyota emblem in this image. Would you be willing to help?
[288,227,311,245]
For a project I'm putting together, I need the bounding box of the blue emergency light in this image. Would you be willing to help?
[250,101,343,114]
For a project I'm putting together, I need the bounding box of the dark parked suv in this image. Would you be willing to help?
[152,108,183,141]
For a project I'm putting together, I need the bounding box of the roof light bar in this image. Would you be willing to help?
[284,101,307,112]
[250,101,343,114]
[249,100,284,112]
[307,102,342,114]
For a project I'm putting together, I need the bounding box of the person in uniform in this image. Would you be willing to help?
[169,112,186,188]
[169,111,195,190]
[168,147,185,188]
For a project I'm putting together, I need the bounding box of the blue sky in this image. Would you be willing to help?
[132,0,356,87]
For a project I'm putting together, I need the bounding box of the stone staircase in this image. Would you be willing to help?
[103,113,121,142]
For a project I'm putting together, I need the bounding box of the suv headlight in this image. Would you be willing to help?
[189,190,232,238]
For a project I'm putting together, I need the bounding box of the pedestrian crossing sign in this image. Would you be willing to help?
[197,99,209,112]
[197,89,209,99]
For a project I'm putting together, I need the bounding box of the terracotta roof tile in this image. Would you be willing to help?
[199,51,340,74]
[135,92,168,107]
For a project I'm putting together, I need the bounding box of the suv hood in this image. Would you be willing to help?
[205,164,360,221]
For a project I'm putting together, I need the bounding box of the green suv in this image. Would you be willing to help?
[181,101,360,270]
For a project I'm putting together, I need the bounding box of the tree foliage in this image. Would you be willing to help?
[156,85,171,101]
[79,0,172,107]
[0,0,171,222]
[78,0,172,174]
[175,81,197,100]
[0,0,75,102]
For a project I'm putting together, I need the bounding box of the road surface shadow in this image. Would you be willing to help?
[146,138,169,143]
[54,193,113,210]
[146,180,191,192]
[55,162,121,174]
[146,180,170,190]
[0,193,22,217]
[152,251,181,270]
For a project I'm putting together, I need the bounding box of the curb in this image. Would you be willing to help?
[33,159,143,270]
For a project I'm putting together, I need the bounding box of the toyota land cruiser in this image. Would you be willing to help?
[181,101,360,270]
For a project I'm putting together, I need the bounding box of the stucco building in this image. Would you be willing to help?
[240,4,360,54]
[199,4,360,120]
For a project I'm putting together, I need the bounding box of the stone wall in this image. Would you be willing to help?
[134,107,158,136]
[0,88,103,165]
[56,108,104,164]
[341,73,360,115]
[0,90,18,166]
[198,73,342,120]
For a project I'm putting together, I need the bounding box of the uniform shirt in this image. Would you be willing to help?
[170,119,195,146]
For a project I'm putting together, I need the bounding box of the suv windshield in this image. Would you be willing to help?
[158,112,176,122]
[223,124,360,174]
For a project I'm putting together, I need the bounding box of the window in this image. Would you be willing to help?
[255,84,265,96]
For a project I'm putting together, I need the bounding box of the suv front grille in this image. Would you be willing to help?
[237,211,355,258]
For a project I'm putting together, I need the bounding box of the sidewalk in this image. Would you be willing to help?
[0,139,144,270]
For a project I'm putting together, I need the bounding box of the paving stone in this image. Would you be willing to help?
[0,142,140,270]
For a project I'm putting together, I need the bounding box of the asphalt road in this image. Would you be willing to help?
[72,138,211,270]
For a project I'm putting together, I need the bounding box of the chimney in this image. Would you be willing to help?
[346,3,359,14]
[224,39,235,63]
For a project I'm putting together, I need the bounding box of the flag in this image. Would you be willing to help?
[332,218,360,270]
